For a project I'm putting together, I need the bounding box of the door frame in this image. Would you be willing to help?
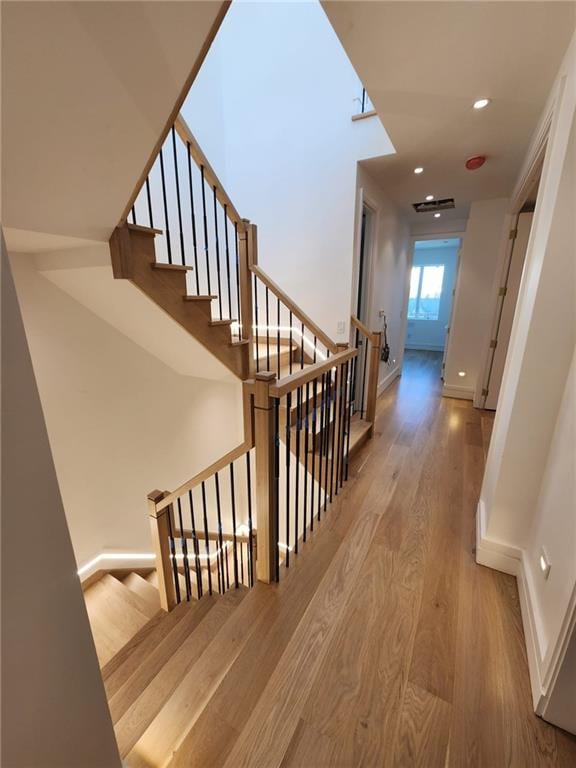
[351,187,378,332]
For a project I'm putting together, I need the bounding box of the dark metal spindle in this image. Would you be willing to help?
[323,370,332,513]
[313,335,317,364]
[289,311,293,375]
[246,452,254,587]
[177,497,191,601]
[300,322,305,369]
[274,400,280,582]
[310,377,318,528]
[229,462,239,588]
[235,223,241,338]
[171,127,185,265]
[188,489,202,598]
[212,187,223,318]
[294,386,301,553]
[224,206,233,320]
[345,357,355,481]
[131,205,136,225]
[159,148,172,264]
[186,143,200,293]
[340,360,351,488]
[254,274,260,372]
[303,382,310,538]
[201,481,212,595]
[285,391,292,567]
[166,506,181,603]
[200,165,211,294]
[145,177,153,228]
[329,367,338,502]
[214,473,227,592]
[317,372,326,520]
[277,298,281,379]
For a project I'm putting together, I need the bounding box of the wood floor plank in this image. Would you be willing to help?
[392,682,452,768]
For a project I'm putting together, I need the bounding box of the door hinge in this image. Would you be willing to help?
[509,228,518,239]
[490,339,498,349]
[499,286,507,297]
[482,387,489,397]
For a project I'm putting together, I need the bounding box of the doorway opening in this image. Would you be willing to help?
[404,237,460,380]
[352,202,374,414]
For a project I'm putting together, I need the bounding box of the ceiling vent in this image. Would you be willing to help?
[412,198,455,213]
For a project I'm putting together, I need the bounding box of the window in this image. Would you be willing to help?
[407,265,445,320]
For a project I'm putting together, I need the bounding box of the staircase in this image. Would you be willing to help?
[84,107,385,765]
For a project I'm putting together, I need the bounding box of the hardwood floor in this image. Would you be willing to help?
[115,350,576,767]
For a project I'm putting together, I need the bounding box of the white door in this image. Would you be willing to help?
[484,211,534,410]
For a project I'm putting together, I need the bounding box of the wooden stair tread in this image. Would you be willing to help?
[84,574,153,666]
[153,262,195,272]
[183,294,217,302]
[122,572,161,614]
[124,586,268,767]
[118,588,249,761]
[209,319,236,327]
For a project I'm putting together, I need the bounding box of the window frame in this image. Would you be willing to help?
[407,263,445,321]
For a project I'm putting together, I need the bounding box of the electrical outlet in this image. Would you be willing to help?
[337,321,346,334]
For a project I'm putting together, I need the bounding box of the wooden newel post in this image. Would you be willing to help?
[147,489,177,612]
[238,220,255,376]
[253,371,278,584]
[366,331,382,434]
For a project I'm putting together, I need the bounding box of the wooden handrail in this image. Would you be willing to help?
[251,264,338,354]
[351,314,379,343]
[174,114,246,228]
[155,440,253,513]
[268,347,357,398]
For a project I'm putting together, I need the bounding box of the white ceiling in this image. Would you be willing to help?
[322,1,575,233]
[2,1,227,244]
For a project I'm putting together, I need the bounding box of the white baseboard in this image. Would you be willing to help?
[476,500,545,710]
[378,365,400,397]
[78,551,156,582]
[442,383,474,400]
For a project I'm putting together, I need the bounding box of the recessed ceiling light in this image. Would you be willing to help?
[434,213,441,218]
[425,195,434,201]
[473,98,490,110]
[414,167,424,174]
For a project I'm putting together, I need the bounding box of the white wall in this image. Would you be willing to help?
[11,255,243,569]
[1,237,122,768]
[405,241,459,352]
[183,0,394,342]
[477,32,576,726]
[443,198,509,399]
[355,166,411,391]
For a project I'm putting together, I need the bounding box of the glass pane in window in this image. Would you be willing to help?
[418,265,444,320]
[407,267,420,319]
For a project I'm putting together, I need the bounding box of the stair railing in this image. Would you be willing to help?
[350,315,382,434]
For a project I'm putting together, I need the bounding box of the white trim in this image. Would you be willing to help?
[441,383,473,400]
[77,551,156,581]
[377,365,400,397]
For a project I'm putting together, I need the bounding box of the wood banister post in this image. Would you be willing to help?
[238,220,255,376]
[365,331,382,434]
[148,489,177,611]
[253,371,278,584]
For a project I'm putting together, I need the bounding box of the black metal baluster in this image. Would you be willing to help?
[277,298,281,379]
[274,399,280,582]
[254,274,260,372]
[311,377,318,528]
[177,497,191,601]
[303,382,310,538]
[145,177,153,228]
[340,360,350,488]
[200,165,211,294]
[171,126,185,265]
[361,336,368,416]
[159,148,172,264]
[313,335,317,364]
[166,505,181,603]
[337,363,348,493]
[235,223,241,338]
[212,187,223,318]
[329,366,338,502]
[186,143,200,293]
[289,311,293,375]
[345,358,355,481]
[188,489,202,599]
[201,481,212,595]
[335,365,343,495]
[323,370,331,513]
[246,452,254,587]
[294,386,301,554]
[214,472,227,592]
[229,462,239,588]
[285,391,291,567]
[300,322,305,369]
[224,206,233,320]
[317,372,326,520]
[131,205,136,225]
[265,287,270,371]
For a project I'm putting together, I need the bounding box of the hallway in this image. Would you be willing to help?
[126,351,576,768]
